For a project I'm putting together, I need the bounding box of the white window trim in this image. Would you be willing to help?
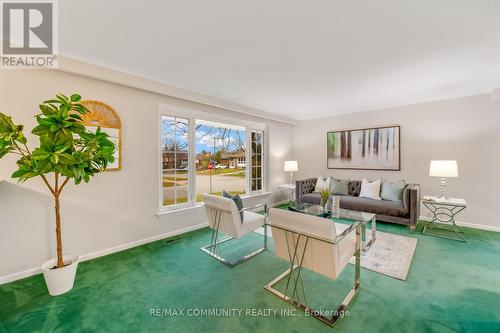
[158,112,193,212]
[158,103,268,214]
[250,129,266,194]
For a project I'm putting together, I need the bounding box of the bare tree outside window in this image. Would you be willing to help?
[162,116,189,206]
[195,120,246,201]
[161,115,265,208]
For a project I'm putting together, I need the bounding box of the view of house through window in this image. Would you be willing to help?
[195,120,246,201]
[161,116,189,206]
[161,113,264,208]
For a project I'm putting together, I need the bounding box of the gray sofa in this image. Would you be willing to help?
[295,178,420,230]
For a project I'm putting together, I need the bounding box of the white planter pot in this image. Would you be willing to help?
[41,255,79,296]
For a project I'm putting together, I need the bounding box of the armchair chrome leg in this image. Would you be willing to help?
[264,225,361,327]
[264,204,269,250]
[200,239,266,267]
[264,223,268,250]
[200,207,267,267]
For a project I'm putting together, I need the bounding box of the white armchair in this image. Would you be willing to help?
[201,193,268,266]
[265,208,361,327]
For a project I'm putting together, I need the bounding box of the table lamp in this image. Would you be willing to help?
[284,160,298,185]
[429,160,458,200]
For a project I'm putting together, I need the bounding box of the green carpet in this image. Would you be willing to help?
[1,210,500,333]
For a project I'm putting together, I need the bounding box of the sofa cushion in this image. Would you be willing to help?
[301,178,317,194]
[222,190,244,222]
[330,178,349,195]
[300,192,322,205]
[381,179,406,202]
[347,180,361,196]
[339,196,408,217]
[359,178,382,200]
[314,176,330,192]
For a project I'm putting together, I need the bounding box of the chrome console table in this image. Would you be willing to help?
[421,196,467,242]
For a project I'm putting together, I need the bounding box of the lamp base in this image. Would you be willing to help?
[436,193,450,201]
[437,178,450,200]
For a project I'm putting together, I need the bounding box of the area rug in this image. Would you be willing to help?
[255,224,417,281]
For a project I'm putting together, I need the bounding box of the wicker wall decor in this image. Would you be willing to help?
[79,100,122,171]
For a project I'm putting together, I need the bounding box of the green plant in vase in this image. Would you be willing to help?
[318,187,331,212]
[0,93,115,296]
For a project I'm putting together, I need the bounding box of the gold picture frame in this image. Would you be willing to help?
[79,100,122,171]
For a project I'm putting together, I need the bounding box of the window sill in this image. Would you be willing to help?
[156,204,203,218]
[156,191,272,218]
[241,191,272,201]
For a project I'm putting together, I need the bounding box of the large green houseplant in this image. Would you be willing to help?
[0,93,115,295]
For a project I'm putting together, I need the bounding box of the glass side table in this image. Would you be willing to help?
[288,203,376,252]
[421,196,467,242]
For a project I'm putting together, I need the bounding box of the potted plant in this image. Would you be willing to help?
[318,187,332,213]
[0,93,115,296]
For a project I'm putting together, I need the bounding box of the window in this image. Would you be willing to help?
[160,108,265,210]
[195,120,246,201]
[251,130,263,191]
[161,116,189,206]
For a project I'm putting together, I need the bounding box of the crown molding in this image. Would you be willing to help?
[56,56,300,125]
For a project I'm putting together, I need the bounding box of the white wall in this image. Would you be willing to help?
[2,67,498,282]
[0,69,294,279]
[293,94,500,229]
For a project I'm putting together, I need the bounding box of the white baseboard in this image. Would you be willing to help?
[455,222,500,232]
[79,222,208,261]
[419,216,500,232]
[0,222,208,285]
[3,211,497,285]
[0,267,41,286]
[0,196,284,285]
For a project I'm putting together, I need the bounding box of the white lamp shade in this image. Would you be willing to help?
[429,160,458,177]
[284,160,298,172]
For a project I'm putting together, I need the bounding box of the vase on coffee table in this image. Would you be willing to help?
[318,187,331,213]
[320,197,327,212]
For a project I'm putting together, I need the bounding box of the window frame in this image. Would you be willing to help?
[158,104,267,213]
[160,115,192,207]
[251,129,264,192]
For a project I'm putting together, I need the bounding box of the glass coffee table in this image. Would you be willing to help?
[288,203,377,252]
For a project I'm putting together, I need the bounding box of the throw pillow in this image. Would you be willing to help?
[359,178,382,200]
[380,179,406,202]
[314,175,331,192]
[222,190,244,222]
[330,178,349,195]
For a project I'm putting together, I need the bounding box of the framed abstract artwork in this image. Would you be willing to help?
[327,125,400,170]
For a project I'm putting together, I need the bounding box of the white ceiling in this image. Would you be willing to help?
[60,0,500,121]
